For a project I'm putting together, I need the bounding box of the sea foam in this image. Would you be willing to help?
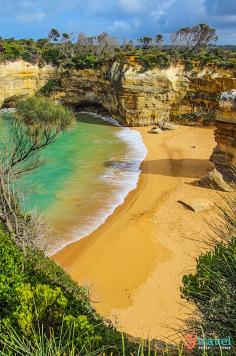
[47,113,147,255]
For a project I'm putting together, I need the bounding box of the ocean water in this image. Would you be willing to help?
[0,112,146,255]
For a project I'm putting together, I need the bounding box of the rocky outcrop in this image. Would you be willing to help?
[0,59,235,129]
[58,61,236,126]
[0,61,57,108]
[210,90,236,181]
[199,168,232,191]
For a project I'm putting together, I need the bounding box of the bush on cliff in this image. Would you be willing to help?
[66,53,101,69]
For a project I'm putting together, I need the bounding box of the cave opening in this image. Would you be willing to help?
[70,101,109,116]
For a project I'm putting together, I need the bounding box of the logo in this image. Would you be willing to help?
[185,334,197,351]
[184,334,232,351]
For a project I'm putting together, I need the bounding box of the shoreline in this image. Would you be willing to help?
[45,113,146,256]
[53,125,226,343]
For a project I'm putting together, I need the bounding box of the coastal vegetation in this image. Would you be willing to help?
[0,24,235,71]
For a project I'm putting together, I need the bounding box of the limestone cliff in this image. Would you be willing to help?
[211,90,236,181]
[0,61,57,108]
[0,60,235,129]
[58,61,236,126]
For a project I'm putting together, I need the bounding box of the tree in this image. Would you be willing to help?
[95,32,119,57]
[61,33,70,43]
[122,39,135,52]
[192,24,218,53]
[171,24,217,53]
[76,33,94,55]
[155,34,163,48]
[0,96,75,249]
[138,36,153,49]
[48,28,60,43]
[171,27,194,50]
[9,96,75,175]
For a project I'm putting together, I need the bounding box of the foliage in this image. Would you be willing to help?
[42,46,64,66]
[16,96,75,133]
[39,79,61,95]
[66,53,101,70]
[0,96,75,177]
[137,36,153,49]
[0,228,138,354]
[137,51,172,69]
[171,24,217,53]
[0,39,41,63]
[0,26,235,72]
[181,194,236,341]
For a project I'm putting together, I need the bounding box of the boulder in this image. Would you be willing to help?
[148,126,162,134]
[199,169,232,192]
[157,120,176,131]
[162,121,176,131]
[178,198,213,212]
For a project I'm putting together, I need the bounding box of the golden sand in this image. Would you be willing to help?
[53,125,225,343]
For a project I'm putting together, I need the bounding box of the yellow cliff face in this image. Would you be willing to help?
[0,60,56,107]
[211,90,236,180]
[59,62,236,126]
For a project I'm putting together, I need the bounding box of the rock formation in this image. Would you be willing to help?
[58,61,236,126]
[210,90,236,182]
[0,61,57,108]
[0,59,235,132]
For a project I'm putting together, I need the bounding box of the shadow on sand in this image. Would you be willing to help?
[104,158,211,179]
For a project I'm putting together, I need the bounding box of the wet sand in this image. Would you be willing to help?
[53,125,225,343]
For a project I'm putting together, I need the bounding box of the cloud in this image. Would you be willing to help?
[0,0,235,44]
[17,11,45,23]
[108,21,130,32]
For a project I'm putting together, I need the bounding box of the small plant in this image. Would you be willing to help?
[39,79,61,95]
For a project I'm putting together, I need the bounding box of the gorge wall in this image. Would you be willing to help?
[211,90,236,181]
[0,60,57,108]
[0,59,235,128]
[58,61,236,127]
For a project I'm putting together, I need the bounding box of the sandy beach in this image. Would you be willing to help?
[53,125,225,343]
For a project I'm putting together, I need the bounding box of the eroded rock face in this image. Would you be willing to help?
[0,61,57,108]
[59,61,236,126]
[0,59,235,131]
[210,90,236,181]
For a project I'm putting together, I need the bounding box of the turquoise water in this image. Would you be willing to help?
[0,112,146,254]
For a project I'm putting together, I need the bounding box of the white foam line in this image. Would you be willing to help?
[47,113,147,256]
[79,111,121,127]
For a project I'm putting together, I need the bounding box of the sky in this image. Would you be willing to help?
[0,0,235,44]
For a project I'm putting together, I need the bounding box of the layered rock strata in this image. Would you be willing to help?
[58,61,236,126]
[210,90,236,181]
[0,59,235,129]
[0,61,56,108]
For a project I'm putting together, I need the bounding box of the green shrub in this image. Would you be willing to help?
[42,46,64,66]
[137,51,171,70]
[0,41,25,61]
[39,79,61,95]
[16,96,75,132]
[0,227,138,354]
[67,53,101,69]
